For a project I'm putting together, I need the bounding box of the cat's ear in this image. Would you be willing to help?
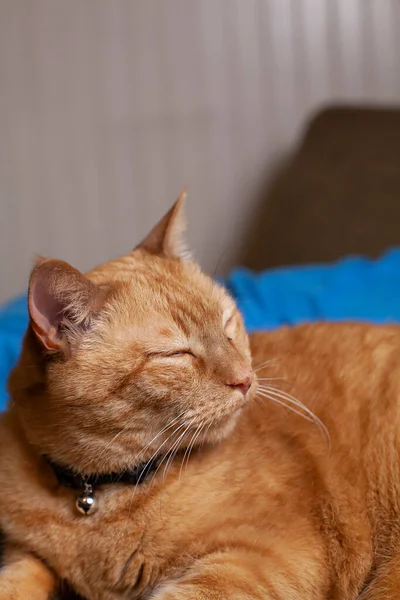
[28,258,104,351]
[137,188,190,259]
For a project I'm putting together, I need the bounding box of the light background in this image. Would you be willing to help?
[1,0,399,302]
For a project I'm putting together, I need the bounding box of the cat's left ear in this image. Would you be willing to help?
[137,188,190,259]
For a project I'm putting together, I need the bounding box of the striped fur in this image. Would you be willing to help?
[0,198,400,598]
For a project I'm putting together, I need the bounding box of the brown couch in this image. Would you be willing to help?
[241,106,400,270]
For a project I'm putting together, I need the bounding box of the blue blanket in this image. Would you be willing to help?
[2,248,400,411]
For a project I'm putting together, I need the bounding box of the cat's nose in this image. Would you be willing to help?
[227,370,254,395]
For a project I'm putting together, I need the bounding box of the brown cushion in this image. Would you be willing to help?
[241,106,400,270]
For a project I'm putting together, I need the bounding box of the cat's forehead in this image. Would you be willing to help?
[105,261,235,331]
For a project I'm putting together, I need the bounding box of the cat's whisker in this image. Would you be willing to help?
[258,385,320,425]
[253,359,274,373]
[258,385,313,413]
[98,412,186,476]
[97,417,148,465]
[178,420,205,484]
[145,418,195,501]
[256,377,288,384]
[161,419,196,486]
[132,411,186,465]
[148,421,188,475]
[178,424,201,484]
[155,419,197,512]
[256,391,314,424]
[161,432,187,484]
[257,384,330,443]
[128,421,188,510]
[201,420,214,451]
[96,419,146,473]
[96,429,126,465]
[257,386,331,448]
[111,415,187,485]
[186,421,206,467]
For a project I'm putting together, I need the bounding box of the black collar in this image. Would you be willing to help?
[45,454,162,492]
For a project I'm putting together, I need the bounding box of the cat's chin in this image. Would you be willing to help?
[202,408,243,445]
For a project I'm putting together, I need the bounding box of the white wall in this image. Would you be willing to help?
[1,0,400,302]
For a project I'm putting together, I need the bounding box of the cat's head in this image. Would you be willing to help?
[9,191,255,473]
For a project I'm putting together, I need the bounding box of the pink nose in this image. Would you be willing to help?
[227,370,254,395]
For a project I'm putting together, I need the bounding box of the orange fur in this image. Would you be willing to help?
[0,547,55,600]
[0,195,399,599]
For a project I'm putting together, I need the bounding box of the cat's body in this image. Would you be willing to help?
[0,196,399,599]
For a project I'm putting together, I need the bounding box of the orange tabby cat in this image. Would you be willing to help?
[0,192,399,599]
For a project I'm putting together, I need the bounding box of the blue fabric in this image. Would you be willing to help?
[225,248,400,332]
[2,248,400,411]
[0,294,29,410]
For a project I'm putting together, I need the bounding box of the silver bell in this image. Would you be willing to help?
[76,483,96,515]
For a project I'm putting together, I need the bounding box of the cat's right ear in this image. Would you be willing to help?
[28,259,104,351]
[137,187,190,259]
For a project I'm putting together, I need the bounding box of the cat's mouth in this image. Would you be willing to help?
[202,392,249,434]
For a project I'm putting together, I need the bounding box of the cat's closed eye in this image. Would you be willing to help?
[224,313,237,342]
[167,350,195,358]
[148,350,196,359]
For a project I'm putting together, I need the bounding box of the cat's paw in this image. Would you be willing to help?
[0,550,56,600]
[0,585,51,600]
[151,583,219,600]
[152,581,258,600]
[151,582,194,600]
